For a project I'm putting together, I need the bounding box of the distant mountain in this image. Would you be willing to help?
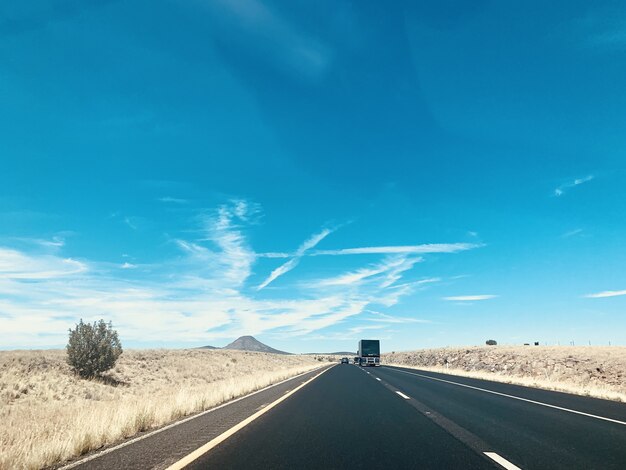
[222,336,290,355]
[197,345,218,349]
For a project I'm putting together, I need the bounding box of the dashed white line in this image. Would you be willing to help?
[389,368,626,426]
[395,391,410,400]
[484,452,522,470]
[375,377,381,381]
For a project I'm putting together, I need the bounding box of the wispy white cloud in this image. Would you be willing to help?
[554,175,594,197]
[0,200,483,348]
[257,252,291,258]
[124,216,138,230]
[257,228,333,290]
[312,256,420,288]
[561,228,583,238]
[205,0,333,81]
[312,243,481,256]
[9,236,65,249]
[379,256,423,288]
[0,248,87,280]
[443,295,498,301]
[347,324,387,335]
[584,289,626,298]
[158,196,188,204]
[366,310,432,324]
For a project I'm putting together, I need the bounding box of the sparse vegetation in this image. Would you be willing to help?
[66,319,123,378]
[0,349,321,470]
[384,346,626,402]
[485,339,497,346]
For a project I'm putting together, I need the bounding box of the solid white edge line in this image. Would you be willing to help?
[395,391,410,400]
[484,452,522,470]
[165,365,333,470]
[389,367,626,426]
[58,365,328,470]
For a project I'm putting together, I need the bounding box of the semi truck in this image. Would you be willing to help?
[358,339,380,366]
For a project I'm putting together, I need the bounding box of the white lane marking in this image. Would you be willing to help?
[389,367,626,427]
[59,365,329,470]
[165,366,332,470]
[396,391,410,400]
[484,452,522,470]
[375,377,381,381]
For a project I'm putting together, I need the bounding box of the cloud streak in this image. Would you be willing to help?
[443,295,498,301]
[205,0,333,81]
[554,175,594,197]
[312,256,423,288]
[584,289,626,298]
[0,248,87,279]
[312,243,481,256]
[158,197,188,204]
[257,228,333,290]
[366,310,432,324]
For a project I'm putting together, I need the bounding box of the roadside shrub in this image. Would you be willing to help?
[485,339,497,346]
[67,319,123,378]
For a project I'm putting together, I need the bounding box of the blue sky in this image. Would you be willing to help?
[1,0,626,352]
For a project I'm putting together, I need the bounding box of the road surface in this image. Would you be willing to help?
[65,364,626,469]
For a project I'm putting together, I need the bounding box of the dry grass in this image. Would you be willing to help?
[0,349,323,470]
[384,346,626,402]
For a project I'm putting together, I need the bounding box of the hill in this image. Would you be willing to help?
[222,335,290,355]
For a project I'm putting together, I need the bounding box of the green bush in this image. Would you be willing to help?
[67,319,123,378]
[485,339,497,346]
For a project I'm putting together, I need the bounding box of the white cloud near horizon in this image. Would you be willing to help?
[554,174,594,197]
[443,295,498,301]
[0,200,483,348]
[584,289,626,298]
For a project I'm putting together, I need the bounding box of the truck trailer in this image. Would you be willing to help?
[358,339,380,366]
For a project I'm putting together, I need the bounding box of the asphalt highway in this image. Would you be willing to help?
[66,363,626,470]
[188,363,490,470]
[186,364,626,470]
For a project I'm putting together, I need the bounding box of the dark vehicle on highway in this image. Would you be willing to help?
[340,357,349,364]
[358,339,380,366]
[353,357,359,365]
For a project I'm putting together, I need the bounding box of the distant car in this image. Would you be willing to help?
[340,357,349,364]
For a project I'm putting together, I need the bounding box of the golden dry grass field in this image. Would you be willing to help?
[384,346,626,402]
[0,349,324,470]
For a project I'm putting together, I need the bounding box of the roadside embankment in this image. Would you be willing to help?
[0,349,322,470]
[383,346,626,402]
